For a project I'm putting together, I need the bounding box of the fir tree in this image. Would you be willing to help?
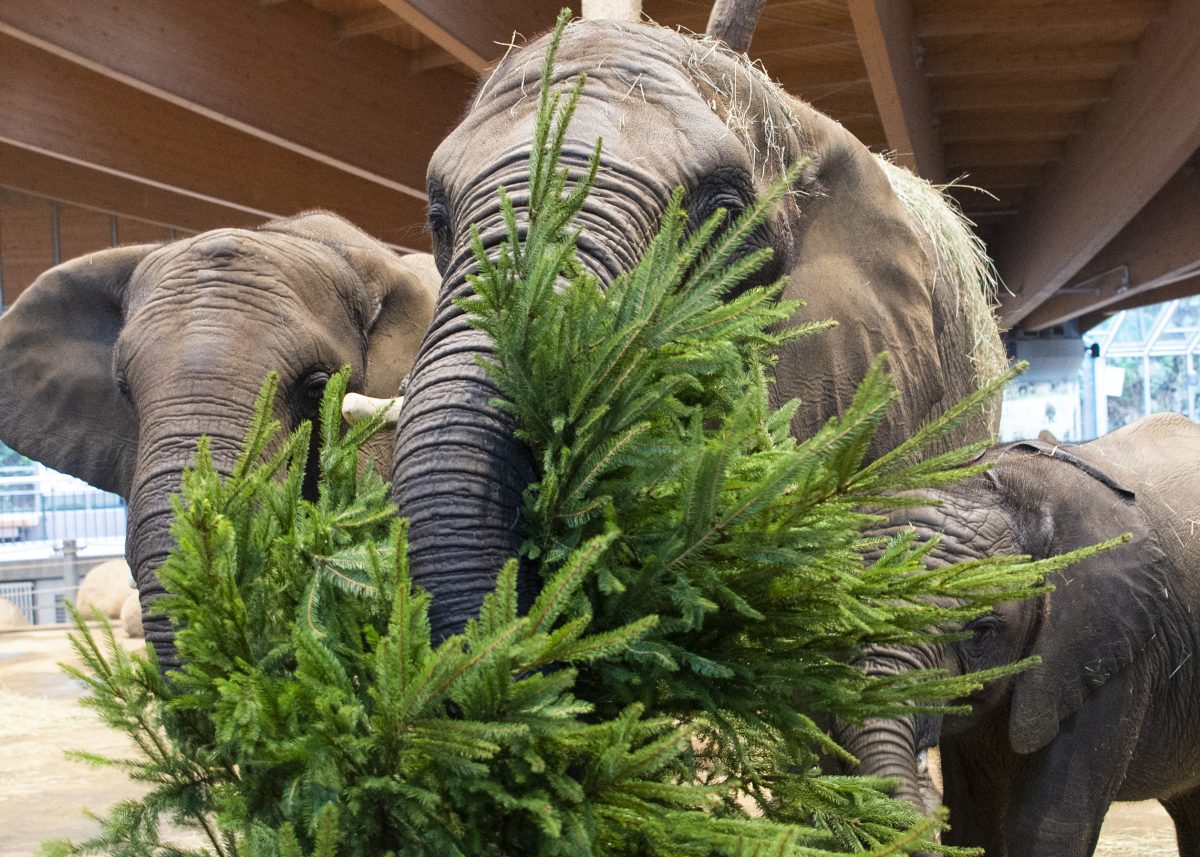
[45,10,1118,856]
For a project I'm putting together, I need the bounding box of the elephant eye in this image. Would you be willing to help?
[115,372,131,400]
[298,371,331,416]
[427,183,453,274]
[710,192,746,223]
[684,166,777,299]
[964,614,1001,648]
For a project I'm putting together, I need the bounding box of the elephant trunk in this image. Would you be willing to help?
[390,232,541,643]
[127,472,181,668]
[127,418,259,668]
[392,155,666,641]
[839,716,929,810]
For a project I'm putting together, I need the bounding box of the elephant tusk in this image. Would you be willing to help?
[341,393,403,429]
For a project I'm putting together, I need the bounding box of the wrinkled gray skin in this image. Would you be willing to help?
[0,212,437,667]
[838,413,1200,857]
[391,20,1000,642]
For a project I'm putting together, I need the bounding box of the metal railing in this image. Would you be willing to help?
[0,579,35,623]
[0,482,126,559]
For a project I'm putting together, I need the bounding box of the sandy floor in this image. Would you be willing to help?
[0,625,209,855]
[0,625,1183,856]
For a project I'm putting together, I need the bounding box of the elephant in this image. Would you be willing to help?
[390,19,1008,642]
[0,212,438,666]
[836,412,1200,857]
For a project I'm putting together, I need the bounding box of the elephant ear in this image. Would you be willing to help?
[261,212,438,397]
[0,245,153,497]
[1004,446,1169,755]
[767,106,948,455]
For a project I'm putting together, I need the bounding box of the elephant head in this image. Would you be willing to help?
[0,212,437,666]
[837,412,1200,853]
[391,19,1005,642]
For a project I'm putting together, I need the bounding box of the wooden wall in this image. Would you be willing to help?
[0,187,176,307]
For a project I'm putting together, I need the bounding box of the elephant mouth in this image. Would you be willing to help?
[915,746,944,822]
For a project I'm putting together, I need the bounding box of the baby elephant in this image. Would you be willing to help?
[0,211,438,666]
[837,412,1200,857]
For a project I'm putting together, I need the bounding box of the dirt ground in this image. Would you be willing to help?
[0,625,1183,856]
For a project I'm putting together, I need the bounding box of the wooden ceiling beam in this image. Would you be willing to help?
[847,0,944,180]
[1018,162,1200,330]
[0,142,263,235]
[0,0,474,201]
[373,0,562,74]
[0,35,429,252]
[336,8,404,39]
[1078,270,1200,333]
[410,45,464,75]
[994,0,1200,327]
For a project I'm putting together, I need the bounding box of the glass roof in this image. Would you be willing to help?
[1087,295,1200,358]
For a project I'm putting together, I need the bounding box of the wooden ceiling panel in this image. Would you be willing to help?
[992,0,1200,326]
[762,1,855,29]
[932,79,1111,112]
[949,182,1026,207]
[801,90,881,117]
[304,0,382,18]
[944,140,1065,169]
[767,59,869,91]
[743,27,858,57]
[923,43,1133,78]
[1020,158,1200,330]
[950,164,1046,193]
[838,116,887,149]
[937,110,1087,143]
[56,203,115,262]
[918,1,1163,39]
[0,142,270,235]
[4,0,1192,326]
[0,189,55,306]
[370,0,561,73]
[0,34,430,249]
[0,0,474,200]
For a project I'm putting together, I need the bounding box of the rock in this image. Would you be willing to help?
[75,558,134,620]
[120,591,143,638]
[0,597,31,630]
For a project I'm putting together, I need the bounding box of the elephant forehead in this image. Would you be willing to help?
[188,228,256,259]
[129,231,353,310]
[436,24,757,190]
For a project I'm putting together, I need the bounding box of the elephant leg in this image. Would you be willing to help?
[1004,681,1148,857]
[1162,788,1200,857]
[940,739,1015,854]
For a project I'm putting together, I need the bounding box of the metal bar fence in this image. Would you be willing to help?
[0,481,127,626]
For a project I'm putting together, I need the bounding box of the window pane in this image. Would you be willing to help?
[1150,355,1188,414]
[1106,357,1144,429]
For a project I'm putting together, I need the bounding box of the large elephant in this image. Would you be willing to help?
[837,412,1200,857]
[0,212,437,665]
[390,19,1007,641]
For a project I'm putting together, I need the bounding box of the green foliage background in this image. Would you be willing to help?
[44,12,1110,857]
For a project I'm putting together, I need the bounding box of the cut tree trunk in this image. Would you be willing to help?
[705,0,767,53]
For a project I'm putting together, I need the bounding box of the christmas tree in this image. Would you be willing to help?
[44,12,1110,856]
